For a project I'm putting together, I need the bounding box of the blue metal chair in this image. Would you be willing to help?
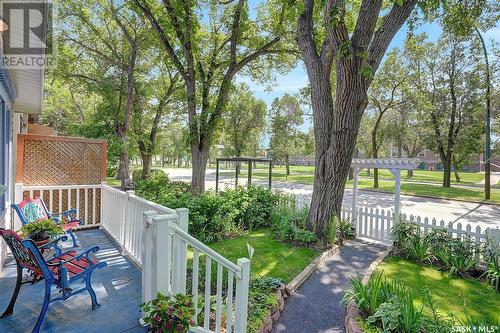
[0,228,107,333]
[12,197,81,247]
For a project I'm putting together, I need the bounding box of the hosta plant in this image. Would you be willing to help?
[141,293,195,333]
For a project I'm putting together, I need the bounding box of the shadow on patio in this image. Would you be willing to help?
[0,229,145,333]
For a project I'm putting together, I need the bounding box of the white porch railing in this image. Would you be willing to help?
[100,185,250,333]
[11,183,250,332]
[14,183,102,230]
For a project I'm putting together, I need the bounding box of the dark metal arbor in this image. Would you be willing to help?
[215,158,272,192]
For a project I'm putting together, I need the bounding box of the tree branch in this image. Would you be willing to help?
[368,0,418,72]
[133,0,187,80]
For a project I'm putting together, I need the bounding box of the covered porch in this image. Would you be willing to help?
[0,228,144,333]
[1,132,251,333]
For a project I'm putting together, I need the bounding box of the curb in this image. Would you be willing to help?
[285,244,341,294]
[344,245,394,333]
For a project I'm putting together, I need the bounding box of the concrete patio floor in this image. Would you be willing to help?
[0,229,145,333]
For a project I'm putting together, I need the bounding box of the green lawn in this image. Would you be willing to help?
[106,177,121,186]
[376,256,500,323]
[346,178,500,203]
[249,166,500,204]
[358,168,485,184]
[208,228,318,283]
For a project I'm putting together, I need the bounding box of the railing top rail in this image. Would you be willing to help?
[20,184,101,190]
[131,195,176,215]
[101,184,129,196]
[154,216,242,276]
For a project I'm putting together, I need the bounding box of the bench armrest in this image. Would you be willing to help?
[39,235,68,257]
[47,246,100,267]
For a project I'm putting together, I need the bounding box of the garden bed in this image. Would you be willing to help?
[344,219,500,333]
[376,256,500,323]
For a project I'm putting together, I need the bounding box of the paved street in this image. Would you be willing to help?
[161,167,500,231]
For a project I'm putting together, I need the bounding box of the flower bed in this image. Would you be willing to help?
[344,220,500,333]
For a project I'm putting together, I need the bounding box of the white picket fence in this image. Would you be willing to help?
[101,185,250,333]
[282,193,500,246]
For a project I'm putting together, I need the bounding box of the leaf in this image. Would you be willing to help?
[247,243,255,260]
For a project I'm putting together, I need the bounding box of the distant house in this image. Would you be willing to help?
[387,144,500,172]
[289,155,315,166]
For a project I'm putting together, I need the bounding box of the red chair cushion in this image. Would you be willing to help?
[61,221,80,231]
[47,251,98,278]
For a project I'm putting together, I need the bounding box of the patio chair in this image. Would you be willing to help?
[12,197,81,247]
[0,228,107,333]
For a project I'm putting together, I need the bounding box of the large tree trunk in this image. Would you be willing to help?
[141,152,153,180]
[442,157,452,187]
[118,138,130,189]
[191,144,209,192]
[452,156,461,183]
[305,67,366,237]
[285,155,290,176]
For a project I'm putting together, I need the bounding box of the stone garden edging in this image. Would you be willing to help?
[344,244,394,333]
[255,244,341,333]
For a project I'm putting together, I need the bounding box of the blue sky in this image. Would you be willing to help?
[236,6,500,136]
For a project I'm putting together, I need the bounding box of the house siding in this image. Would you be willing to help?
[0,69,15,273]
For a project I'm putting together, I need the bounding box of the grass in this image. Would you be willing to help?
[246,165,500,204]
[106,177,121,186]
[208,228,318,283]
[376,256,500,323]
[346,178,500,203]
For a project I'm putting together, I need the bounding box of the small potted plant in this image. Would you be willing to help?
[141,292,195,333]
[20,219,64,242]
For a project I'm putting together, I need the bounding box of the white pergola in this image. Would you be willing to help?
[350,158,421,220]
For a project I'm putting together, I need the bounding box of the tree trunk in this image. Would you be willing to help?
[407,169,413,178]
[285,155,290,176]
[141,152,153,180]
[118,140,130,189]
[452,157,461,183]
[191,144,209,192]
[442,157,452,187]
[305,68,366,237]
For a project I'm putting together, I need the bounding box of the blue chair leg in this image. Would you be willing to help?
[86,271,101,310]
[67,229,78,247]
[32,281,51,333]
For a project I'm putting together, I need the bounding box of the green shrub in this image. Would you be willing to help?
[346,272,424,333]
[408,234,431,263]
[271,206,317,245]
[483,236,500,291]
[391,220,419,251]
[435,236,479,277]
[135,180,284,243]
[132,168,169,183]
[248,276,281,333]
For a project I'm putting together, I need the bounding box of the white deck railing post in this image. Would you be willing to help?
[234,258,250,333]
[154,215,177,296]
[142,210,158,308]
[174,208,189,294]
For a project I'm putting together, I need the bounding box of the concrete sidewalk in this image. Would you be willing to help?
[273,239,388,333]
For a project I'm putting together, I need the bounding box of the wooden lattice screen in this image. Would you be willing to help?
[15,134,107,226]
[16,134,107,186]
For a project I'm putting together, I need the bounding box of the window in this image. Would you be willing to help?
[418,151,425,157]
